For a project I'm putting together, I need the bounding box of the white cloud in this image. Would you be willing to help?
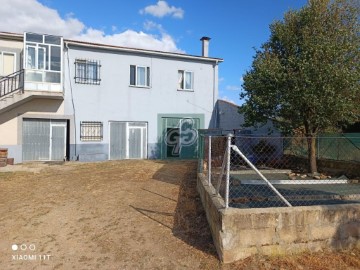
[143,20,164,32]
[226,85,242,91]
[140,1,184,19]
[0,0,183,53]
[219,77,225,83]
[77,29,184,53]
[0,0,84,37]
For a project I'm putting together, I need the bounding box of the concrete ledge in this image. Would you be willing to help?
[78,153,108,162]
[197,173,360,263]
[240,179,348,185]
[0,90,63,114]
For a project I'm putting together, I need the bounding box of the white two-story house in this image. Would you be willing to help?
[0,32,222,163]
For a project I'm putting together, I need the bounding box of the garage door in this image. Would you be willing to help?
[23,119,67,161]
[109,121,147,160]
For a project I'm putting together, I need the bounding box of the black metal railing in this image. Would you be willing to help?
[0,69,24,98]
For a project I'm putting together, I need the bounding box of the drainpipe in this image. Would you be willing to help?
[65,42,77,160]
[213,60,219,110]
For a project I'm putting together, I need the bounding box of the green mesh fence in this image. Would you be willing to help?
[317,134,360,162]
[281,134,360,162]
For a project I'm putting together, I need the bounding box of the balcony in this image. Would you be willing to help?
[0,69,63,114]
[24,69,62,92]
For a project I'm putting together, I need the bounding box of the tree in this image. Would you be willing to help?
[240,0,360,173]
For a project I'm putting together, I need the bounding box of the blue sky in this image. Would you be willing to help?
[1,0,308,105]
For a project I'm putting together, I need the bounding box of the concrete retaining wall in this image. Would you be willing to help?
[197,173,360,263]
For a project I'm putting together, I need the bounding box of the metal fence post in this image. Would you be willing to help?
[208,136,212,185]
[225,133,232,208]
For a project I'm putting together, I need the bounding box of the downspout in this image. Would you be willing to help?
[213,60,219,128]
[65,42,77,160]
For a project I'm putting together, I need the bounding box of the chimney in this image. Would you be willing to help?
[200,36,211,57]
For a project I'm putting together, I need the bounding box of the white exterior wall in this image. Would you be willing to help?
[63,45,219,159]
[0,38,22,76]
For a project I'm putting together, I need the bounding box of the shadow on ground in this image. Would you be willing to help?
[149,160,218,258]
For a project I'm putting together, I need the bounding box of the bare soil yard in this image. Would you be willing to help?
[0,160,359,270]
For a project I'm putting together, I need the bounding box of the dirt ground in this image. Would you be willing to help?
[0,160,359,270]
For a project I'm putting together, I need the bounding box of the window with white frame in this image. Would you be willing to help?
[75,59,101,85]
[0,51,16,77]
[24,33,62,71]
[24,32,62,83]
[80,121,103,141]
[178,70,194,91]
[130,65,150,87]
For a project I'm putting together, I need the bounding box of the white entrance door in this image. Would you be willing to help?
[50,123,67,160]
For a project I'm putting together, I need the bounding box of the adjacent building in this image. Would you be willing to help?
[211,99,279,135]
[0,32,222,163]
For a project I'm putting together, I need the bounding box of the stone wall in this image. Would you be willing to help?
[197,173,360,263]
[287,155,360,177]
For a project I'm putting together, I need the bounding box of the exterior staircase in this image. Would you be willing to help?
[0,69,24,97]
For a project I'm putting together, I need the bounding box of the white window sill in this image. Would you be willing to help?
[177,88,194,92]
[129,85,151,89]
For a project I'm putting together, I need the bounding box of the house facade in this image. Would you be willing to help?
[0,32,222,163]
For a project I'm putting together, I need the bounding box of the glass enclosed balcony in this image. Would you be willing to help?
[23,32,63,91]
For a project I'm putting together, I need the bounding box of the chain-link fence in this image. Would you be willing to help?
[198,132,360,209]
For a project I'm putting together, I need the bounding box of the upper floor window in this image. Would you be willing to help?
[23,32,62,84]
[130,65,150,87]
[24,33,61,72]
[0,51,16,77]
[75,59,101,85]
[178,70,193,91]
